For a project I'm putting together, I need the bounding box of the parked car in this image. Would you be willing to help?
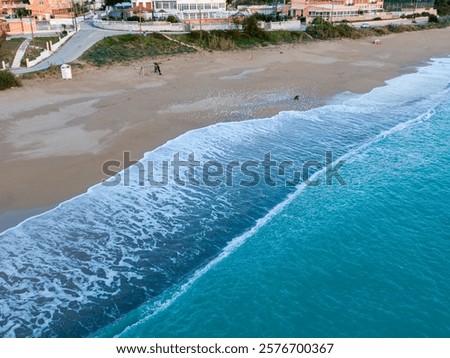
[361,23,371,28]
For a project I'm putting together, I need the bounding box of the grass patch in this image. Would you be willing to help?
[0,70,22,90]
[267,30,311,44]
[22,36,60,65]
[82,33,196,66]
[0,36,26,66]
[174,29,310,50]
[84,19,450,65]
[305,18,450,40]
[306,20,363,40]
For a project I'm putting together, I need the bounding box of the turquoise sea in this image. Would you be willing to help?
[1,57,449,338]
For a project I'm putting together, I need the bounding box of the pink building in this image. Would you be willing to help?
[28,0,73,20]
[1,0,28,16]
[290,0,384,23]
[1,0,73,19]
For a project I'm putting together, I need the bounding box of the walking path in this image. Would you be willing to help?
[11,20,128,74]
[11,39,30,69]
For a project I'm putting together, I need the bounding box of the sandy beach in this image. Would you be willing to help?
[1,27,450,230]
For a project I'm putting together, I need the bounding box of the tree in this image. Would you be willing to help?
[15,8,31,18]
[166,15,178,23]
[428,14,439,22]
[434,0,450,16]
[242,15,267,39]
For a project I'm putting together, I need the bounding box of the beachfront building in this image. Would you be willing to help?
[131,0,153,11]
[129,0,154,20]
[176,0,227,22]
[1,0,73,19]
[152,0,177,20]
[153,0,176,11]
[290,0,384,23]
[28,0,73,20]
[1,0,28,17]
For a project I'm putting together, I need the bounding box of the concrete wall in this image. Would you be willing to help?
[266,20,306,31]
[49,18,77,26]
[92,19,187,32]
[189,22,241,31]
[6,18,38,34]
[26,29,77,67]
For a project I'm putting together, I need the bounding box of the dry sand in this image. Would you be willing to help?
[1,27,450,230]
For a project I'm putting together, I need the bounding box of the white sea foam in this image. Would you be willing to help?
[99,57,450,337]
[2,56,450,338]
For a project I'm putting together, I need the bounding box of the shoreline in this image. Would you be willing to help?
[1,27,450,232]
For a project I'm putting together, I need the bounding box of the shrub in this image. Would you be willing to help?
[306,19,339,39]
[242,15,268,40]
[272,30,306,43]
[387,24,400,32]
[0,71,22,90]
[208,33,235,50]
[335,23,362,39]
[429,14,439,22]
[127,16,142,21]
[166,15,178,23]
[373,27,390,35]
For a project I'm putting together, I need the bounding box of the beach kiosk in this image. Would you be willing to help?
[61,64,72,80]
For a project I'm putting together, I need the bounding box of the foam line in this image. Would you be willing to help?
[114,99,443,337]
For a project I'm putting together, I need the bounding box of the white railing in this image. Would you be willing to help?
[92,19,188,32]
[26,30,77,67]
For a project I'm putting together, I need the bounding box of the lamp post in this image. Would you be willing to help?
[197,1,202,41]
[139,4,142,32]
[29,15,34,42]
[71,0,78,31]
[412,0,418,19]
[330,0,334,23]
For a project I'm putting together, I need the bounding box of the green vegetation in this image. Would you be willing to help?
[80,15,450,66]
[429,14,439,22]
[0,36,25,66]
[166,15,179,23]
[306,18,363,39]
[174,17,309,50]
[175,29,309,50]
[434,0,450,15]
[0,70,22,90]
[306,17,450,40]
[82,33,196,66]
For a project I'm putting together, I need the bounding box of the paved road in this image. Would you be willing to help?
[12,20,129,74]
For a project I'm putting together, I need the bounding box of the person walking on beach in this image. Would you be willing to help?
[154,62,162,75]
